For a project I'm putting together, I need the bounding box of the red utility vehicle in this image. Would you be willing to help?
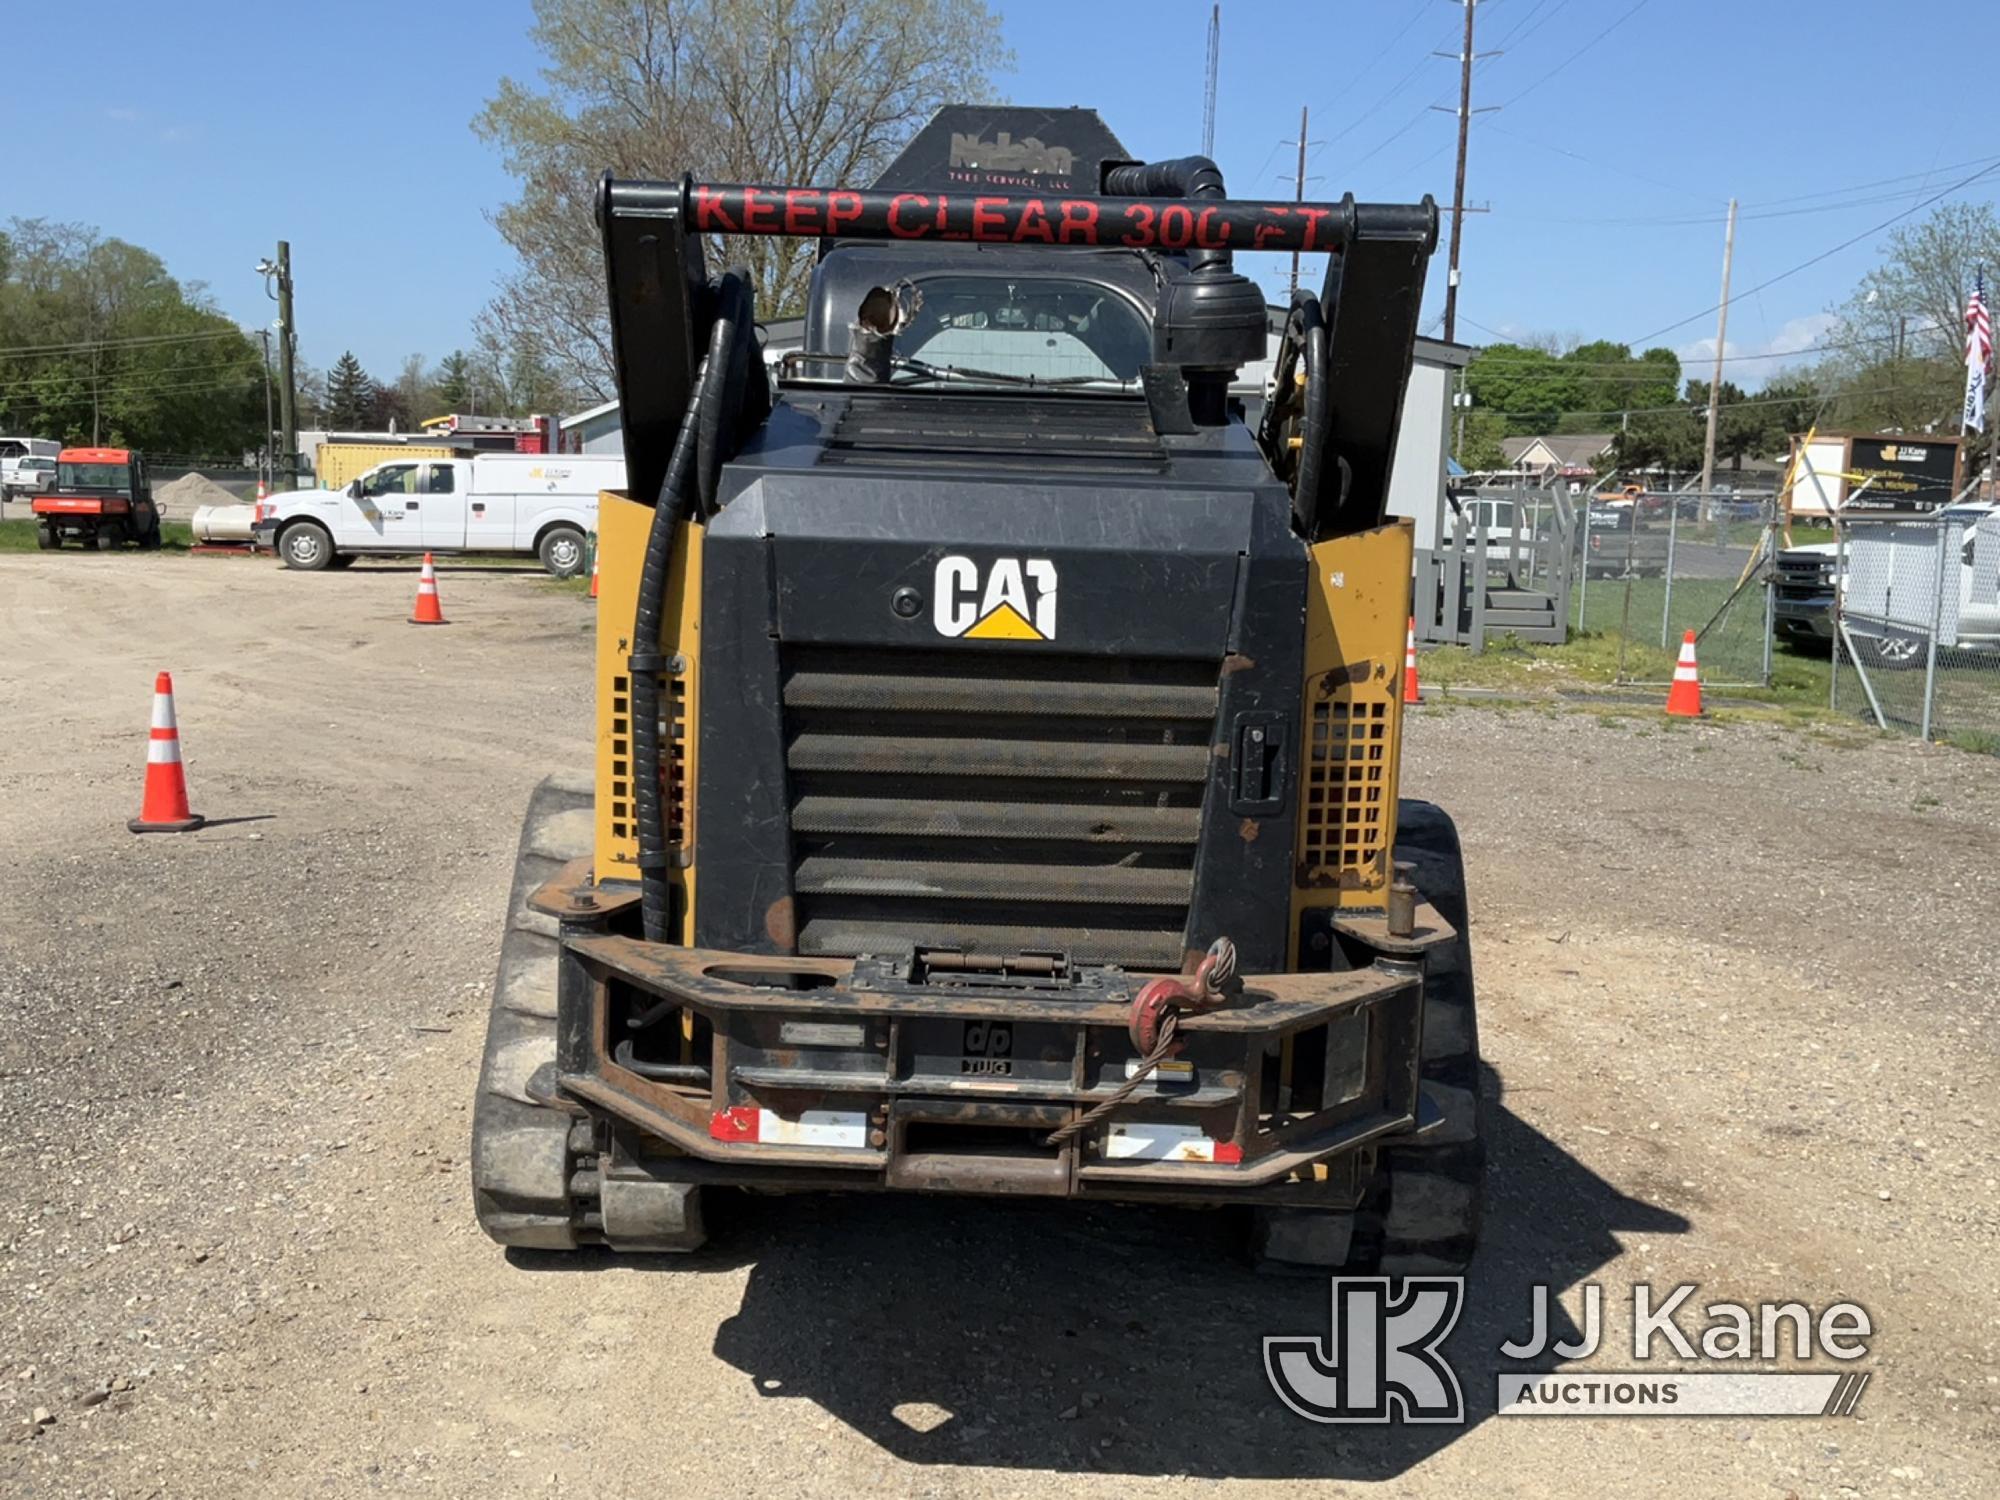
[29,447,163,551]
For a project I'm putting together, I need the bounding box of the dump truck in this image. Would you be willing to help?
[471,107,1483,1271]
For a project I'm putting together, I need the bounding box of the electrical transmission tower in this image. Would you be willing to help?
[1202,4,1220,158]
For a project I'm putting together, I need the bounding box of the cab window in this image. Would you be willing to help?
[364,464,418,496]
[420,464,455,494]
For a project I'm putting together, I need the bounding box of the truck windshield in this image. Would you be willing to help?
[59,462,130,490]
[896,276,1150,386]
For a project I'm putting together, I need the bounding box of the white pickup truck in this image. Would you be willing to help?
[253,452,625,576]
[1775,500,2000,668]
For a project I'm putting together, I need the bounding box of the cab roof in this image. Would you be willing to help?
[59,446,134,462]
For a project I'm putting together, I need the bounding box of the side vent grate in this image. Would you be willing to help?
[610,674,632,842]
[609,671,688,852]
[668,675,688,846]
[1299,682,1390,896]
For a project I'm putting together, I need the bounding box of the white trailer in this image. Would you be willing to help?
[255,453,626,576]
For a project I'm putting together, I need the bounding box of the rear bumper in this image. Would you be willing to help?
[536,865,1449,1209]
[31,497,122,517]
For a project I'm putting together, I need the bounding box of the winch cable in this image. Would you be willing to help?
[632,269,756,943]
[1045,937,1239,1149]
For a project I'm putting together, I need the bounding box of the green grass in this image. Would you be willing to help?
[0,517,193,551]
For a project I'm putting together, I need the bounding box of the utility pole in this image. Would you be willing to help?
[1697,197,1737,517]
[1442,0,1478,342]
[258,329,275,489]
[1290,105,1309,300]
[275,242,297,492]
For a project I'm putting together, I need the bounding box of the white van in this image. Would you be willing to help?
[253,453,625,576]
[0,437,62,501]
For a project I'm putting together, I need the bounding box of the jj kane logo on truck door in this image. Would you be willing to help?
[933,555,1058,641]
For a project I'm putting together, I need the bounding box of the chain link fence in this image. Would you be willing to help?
[1831,503,2000,753]
[1571,485,1780,687]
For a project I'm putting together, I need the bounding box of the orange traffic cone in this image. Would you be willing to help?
[588,548,599,600]
[410,553,447,625]
[1665,629,1703,717]
[1402,616,1423,705]
[129,672,204,834]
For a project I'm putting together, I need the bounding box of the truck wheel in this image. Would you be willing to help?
[1252,799,1485,1274]
[470,774,707,1253]
[138,519,163,551]
[36,525,57,550]
[537,525,586,579]
[1851,632,1925,672]
[278,522,334,571]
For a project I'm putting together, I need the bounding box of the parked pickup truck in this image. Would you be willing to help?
[1775,501,2000,669]
[252,452,626,576]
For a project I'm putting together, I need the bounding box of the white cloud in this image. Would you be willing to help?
[1677,312,1837,372]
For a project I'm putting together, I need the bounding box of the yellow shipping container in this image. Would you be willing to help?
[312,441,454,490]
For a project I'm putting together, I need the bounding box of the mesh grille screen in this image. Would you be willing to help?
[1300,682,1390,891]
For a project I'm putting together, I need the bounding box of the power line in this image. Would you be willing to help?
[1483,120,1721,207]
[1466,382,1917,423]
[1496,0,1652,108]
[1622,157,2000,347]
[1310,8,1441,157]
[0,373,262,410]
[1457,313,1947,368]
[0,327,251,359]
[0,357,261,397]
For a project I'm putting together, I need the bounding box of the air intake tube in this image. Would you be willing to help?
[1100,156,1231,275]
[1101,155,1267,424]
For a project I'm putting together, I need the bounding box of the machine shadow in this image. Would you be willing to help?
[707,1062,1688,1480]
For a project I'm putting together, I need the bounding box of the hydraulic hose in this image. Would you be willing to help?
[1290,295,1331,524]
[631,367,705,944]
[631,269,758,943]
[1101,155,1230,275]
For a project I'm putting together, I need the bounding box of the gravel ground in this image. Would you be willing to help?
[0,552,1993,1497]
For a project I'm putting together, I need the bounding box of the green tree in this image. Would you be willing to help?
[432,350,476,412]
[325,351,374,430]
[1462,343,1583,435]
[474,0,1010,398]
[0,218,265,454]
[1559,340,1680,424]
[1455,408,1508,470]
[1817,200,2000,467]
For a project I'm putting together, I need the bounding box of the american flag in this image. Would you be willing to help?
[1966,269,1993,433]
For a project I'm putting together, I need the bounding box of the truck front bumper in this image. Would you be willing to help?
[535,866,1448,1208]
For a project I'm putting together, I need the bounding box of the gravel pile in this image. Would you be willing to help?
[152,473,241,520]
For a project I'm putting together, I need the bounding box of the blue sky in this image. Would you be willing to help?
[4,0,1991,391]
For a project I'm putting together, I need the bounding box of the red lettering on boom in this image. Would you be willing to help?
[971,196,1009,240]
[693,186,738,234]
[1252,206,1291,252]
[1057,199,1100,245]
[1014,199,1055,243]
[938,195,968,241]
[783,190,822,236]
[886,194,930,238]
[1296,206,1331,251]
[827,191,864,235]
[739,187,778,233]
